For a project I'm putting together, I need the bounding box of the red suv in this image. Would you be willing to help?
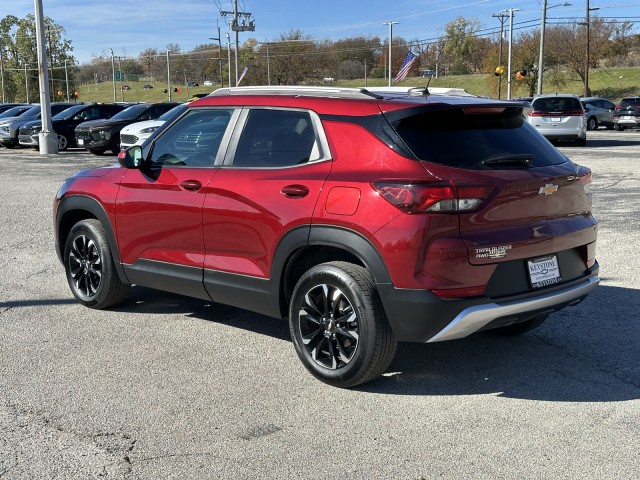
[54,86,599,387]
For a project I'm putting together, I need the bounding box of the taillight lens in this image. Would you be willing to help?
[372,181,494,214]
[576,164,592,194]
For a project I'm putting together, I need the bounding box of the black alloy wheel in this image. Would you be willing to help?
[289,261,397,388]
[64,219,130,309]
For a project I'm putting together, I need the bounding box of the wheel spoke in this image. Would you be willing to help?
[297,280,360,370]
[67,233,102,298]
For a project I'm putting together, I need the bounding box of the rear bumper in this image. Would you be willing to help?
[377,265,599,342]
[427,275,598,342]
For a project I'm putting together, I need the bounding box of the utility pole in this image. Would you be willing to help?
[219,0,255,86]
[109,48,116,102]
[493,13,508,99]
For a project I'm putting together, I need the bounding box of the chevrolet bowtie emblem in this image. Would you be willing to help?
[538,183,559,195]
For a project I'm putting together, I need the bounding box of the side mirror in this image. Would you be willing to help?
[118,145,143,169]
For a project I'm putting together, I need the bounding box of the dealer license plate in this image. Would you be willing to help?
[77,138,84,146]
[550,117,561,122]
[528,255,561,288]
[623,115,633,120]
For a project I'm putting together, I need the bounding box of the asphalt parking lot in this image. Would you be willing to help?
[1,129,639,479]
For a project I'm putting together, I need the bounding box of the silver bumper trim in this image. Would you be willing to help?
[427,276,599,342]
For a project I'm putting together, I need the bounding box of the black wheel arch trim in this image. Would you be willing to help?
[55,195,130,284]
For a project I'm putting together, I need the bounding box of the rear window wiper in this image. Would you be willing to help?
[482,154,534,168]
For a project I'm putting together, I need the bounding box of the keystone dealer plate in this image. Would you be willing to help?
[528,255,561,288]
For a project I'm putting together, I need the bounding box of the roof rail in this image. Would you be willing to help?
[366,86,477,97]
[209,85,383,99]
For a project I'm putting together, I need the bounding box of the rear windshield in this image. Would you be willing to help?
[532,97,582,112]
[390,108,567,170]
[619,98,640,108]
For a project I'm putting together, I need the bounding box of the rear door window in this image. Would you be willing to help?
[231,109,320,168]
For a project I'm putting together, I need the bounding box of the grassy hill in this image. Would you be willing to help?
[74,67,640,104]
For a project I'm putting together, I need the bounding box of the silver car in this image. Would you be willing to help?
[581,97,615,130]
[527,94,587,146]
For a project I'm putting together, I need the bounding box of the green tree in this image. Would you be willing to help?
[1,14,75,102]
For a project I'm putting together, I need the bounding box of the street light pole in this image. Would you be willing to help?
[226,33,232,88]
[538,2,571,96]
[503,8,520,100]
[383,21,398,87]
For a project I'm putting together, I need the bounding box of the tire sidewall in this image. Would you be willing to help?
[289,264,378,387]
[63,220,115,308]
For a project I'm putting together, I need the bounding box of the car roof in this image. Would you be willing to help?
[193,85,519,116]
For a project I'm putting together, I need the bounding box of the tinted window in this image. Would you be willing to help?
[149,109,233,167]
[233,109,317,168]
[532,97,582,112]
[391,108,567,170]
[53,104,85,120]
[0,106,32,118]
[111,104,152,120]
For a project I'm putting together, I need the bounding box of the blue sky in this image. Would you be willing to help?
[4,1,640,63]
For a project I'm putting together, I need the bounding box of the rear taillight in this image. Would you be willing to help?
[372,181,494,214]
[576,164,592,194]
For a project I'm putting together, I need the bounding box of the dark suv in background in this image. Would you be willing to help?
[18,103,126,151]
[74,102,180,154]
[0,102,77,148]
[54,86,599,387]
[613,96,640,130]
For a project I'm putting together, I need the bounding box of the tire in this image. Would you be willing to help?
[88,148,106,155]
[586,117,597,131]
[576,137,587,147]
[63,219,130,309]
[57,134,69,151]
[289,261,397,388]
[614,124,624,131]
[488,314,548,336]
[110,135,121,154]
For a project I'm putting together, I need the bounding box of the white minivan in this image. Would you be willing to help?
[527,94,587,146]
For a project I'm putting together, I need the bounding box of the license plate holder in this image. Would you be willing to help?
[528,255,561,288]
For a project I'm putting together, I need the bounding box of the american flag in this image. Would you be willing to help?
[394,52,417,83]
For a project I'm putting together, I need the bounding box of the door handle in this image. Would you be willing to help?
[180,180,202,191]
[281,184,309,198]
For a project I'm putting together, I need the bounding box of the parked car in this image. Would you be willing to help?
[580,97,615,130]
[0,104,34,120]
[18,103,126,150]
[187,81,199,87]
[612,96,640,131]
[0,103,77,148]
[119,103,188,149]
[143,84,154,89]
[55,86,599,387]
[74,102,180,154]
[121,85,131,91]
[0,103,29,115]
[203,80,213,86]
[527,94,587,146]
